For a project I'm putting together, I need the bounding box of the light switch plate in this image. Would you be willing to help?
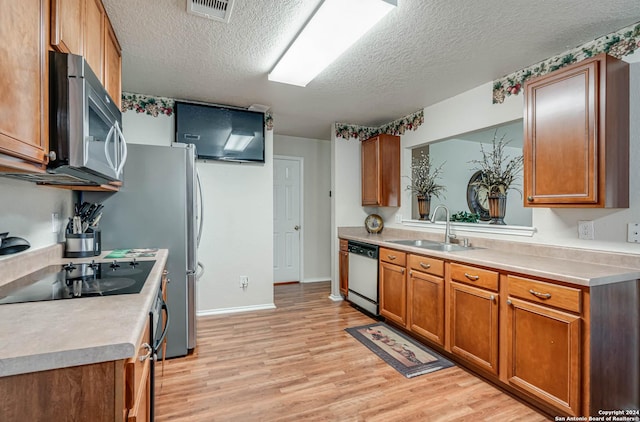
[627,223,640,243]
[578,220,594,240]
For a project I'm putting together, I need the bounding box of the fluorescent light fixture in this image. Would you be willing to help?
[224,132,254,151]
[268,0,396,87]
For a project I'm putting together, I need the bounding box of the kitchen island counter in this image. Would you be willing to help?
[0,248,168,377]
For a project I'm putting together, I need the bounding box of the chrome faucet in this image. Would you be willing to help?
[430,204,455,244]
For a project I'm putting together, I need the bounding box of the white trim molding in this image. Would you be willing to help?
[402,219,537,237]
[197,303,276,316]
[302,277,331,283]
[328,294,344,302]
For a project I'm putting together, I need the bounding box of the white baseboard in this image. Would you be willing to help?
[301,277,331,283]
[328,294,344,302]
[197,303,276,316]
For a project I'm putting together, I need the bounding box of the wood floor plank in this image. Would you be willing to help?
[156,282,547,421]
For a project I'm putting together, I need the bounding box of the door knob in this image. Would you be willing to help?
[294,225,300,231]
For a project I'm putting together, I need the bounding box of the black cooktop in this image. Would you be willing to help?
[0,259,155,305]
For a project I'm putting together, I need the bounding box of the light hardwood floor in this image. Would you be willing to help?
[156,282,548,421]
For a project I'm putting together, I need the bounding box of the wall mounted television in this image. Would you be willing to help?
[174,101,265,163]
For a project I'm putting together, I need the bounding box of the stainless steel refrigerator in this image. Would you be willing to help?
[86,143,203,358]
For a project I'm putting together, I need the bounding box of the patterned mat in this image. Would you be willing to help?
[345,322,454,378]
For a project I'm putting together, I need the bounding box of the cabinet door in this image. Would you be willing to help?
[84,0,105,81]
[361,136,380,205]
[339,250,349,297]
[506,297,581,416]
[0,0,48,166]
[104,17,121,107]
[408,270,444,346]
[449,281,499,375]
[379,261,406,326]
[51,0,83,55]
[524,59,598,205]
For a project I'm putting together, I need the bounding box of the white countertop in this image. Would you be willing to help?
[339,227,640,287]
[0,249,168,378]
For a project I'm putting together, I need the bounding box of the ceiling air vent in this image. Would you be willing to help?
[187,0,235,23]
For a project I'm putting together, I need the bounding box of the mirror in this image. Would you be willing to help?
[409,119,532,227]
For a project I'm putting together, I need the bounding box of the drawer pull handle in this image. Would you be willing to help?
[388,255,397,260]
[489,295,495,301]
[400,268,405,275]
[506,299,512,306]
[464,273,480,281]
[419,262,431,269]
[529,289,552,299]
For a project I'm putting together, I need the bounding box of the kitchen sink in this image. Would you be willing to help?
[388,239,479,252]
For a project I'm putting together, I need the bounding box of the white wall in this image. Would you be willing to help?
[273,135,331,282]
[122,111,275,313]
[0,178,72,257]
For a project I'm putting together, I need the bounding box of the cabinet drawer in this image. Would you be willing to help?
[449,263,498,292]
[507,275,582,313]
[380,248,406,266]
[408,254,444,277]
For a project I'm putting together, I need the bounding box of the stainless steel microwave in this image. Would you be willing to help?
[46,51,127,185]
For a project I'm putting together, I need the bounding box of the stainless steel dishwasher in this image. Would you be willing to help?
[347,240,379,316]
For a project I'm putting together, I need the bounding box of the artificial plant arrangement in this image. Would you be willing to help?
[405,151,446,220]
[470,131,524,224]
[450,211,480,223]
[470,131,524,195]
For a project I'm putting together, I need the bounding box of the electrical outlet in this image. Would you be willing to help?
[627,223,640,243]
[395,213,402,223]
[578,220,594,240]
[239,276,249,288]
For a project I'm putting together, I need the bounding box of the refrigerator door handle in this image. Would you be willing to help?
[196,170,204,248]
[196,261,205,280]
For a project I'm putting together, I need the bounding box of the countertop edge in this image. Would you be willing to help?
[338,232,640,287]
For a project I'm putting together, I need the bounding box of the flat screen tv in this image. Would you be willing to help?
[174,101,265,163]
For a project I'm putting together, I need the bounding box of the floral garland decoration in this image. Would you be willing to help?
[335,109,424,141]
[121,92,274,130]
[493,21,640,104]
[121,92,175,117]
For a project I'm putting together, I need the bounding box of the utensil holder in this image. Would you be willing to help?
[65,232,95,258]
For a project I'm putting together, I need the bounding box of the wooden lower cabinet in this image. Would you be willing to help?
[0,316,151,421]
[379,260,407,326]
[505,297,582,415]
[408,269,444,346]
[448,280,499,375]
[339,239,348,297]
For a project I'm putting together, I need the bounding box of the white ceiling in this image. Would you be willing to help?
[103,0,640,140]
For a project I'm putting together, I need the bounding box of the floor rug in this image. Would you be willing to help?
[345,322,454,378]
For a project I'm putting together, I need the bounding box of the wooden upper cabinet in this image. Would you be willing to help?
[104,18,122,107]
[0,0,48,168]
[361,134,400,207]
[84,0,105,82]
[51,0,84,55]
[523,54,629,208]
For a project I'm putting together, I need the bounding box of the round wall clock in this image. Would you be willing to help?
[364,214,384,233]
[466,171,490,221]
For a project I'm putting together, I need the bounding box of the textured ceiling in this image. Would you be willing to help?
[103,0,640,140]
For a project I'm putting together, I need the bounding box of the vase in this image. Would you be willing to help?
[417,195,431,220]
[488,193,507,225]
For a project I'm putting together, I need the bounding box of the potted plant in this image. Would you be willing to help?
[470,131,524,225]
[405,151,446,220]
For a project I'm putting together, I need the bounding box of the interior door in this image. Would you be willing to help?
[273,157,301,283]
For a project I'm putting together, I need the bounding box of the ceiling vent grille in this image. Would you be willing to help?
[187,0,234,23]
